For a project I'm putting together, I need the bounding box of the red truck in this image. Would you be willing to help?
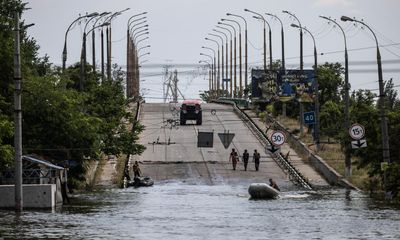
[180,100,202,125]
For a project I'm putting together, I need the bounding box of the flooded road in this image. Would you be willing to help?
[0,183,399,239]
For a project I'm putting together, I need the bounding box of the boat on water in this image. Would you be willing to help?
[248,183,280,199]
[128,176,154,188]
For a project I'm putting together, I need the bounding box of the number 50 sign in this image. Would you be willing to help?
[349,123,365,140]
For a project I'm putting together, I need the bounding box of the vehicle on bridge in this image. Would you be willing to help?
[180,100,202,125]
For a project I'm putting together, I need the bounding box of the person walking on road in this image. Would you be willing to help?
[242,149,249,171]
[229,148,239,170]
[253,149,260,171]
[132,161,142,178]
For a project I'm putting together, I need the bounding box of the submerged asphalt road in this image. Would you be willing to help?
[133,103,293,188]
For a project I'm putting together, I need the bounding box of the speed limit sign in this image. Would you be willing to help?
[349,124,365,140]
[270,131,286,146]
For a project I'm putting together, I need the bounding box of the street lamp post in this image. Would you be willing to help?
[245,9,269,71]
[219,22,237,97]
[266,13,285,70]
[205,38,220,96]
[127,12,147,98]
[266,12,287,117]
[227,13,248,98]
[91,12,110,73]
[341,16,391,190]
[284,10,305,134]
[199,60,212,92]
[213,29,229,96]
[291,24,320,151]
[201,46,216,95]
[106,8,130,80]
[209,34,225,95]
[320,16,351,176]
[283,10,303,70]
[216,25,233,97]
[62,12,99,72]
[80,14,101,90]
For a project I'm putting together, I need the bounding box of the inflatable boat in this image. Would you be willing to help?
[128,176,154,188]
[248,183,279,199]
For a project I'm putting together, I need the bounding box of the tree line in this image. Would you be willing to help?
[0,0,145,188]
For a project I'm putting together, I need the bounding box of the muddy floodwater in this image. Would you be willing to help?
[0,183,399,239]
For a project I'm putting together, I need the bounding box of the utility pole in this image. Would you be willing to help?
[13,11,23,211]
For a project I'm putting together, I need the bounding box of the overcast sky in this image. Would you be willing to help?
[24,0,400,102]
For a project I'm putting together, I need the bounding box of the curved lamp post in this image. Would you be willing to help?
[199,60,213,92]
[283,10,303,70]
[205,37,220,95]
[62,12,99,72]
[284,10,305,134]
[245,9,272,70]
[213,29,229,96]
[291,23,320,152]
[266,13,285,70]
[217,25,233,97]
[320,16,351,176]
[219,21,238,97]
[202,46,217,93]
[209,33,225,94]
[341,16,391,188]
[127,12,147,98]
[227,13,248,98]
[91,12,110,73]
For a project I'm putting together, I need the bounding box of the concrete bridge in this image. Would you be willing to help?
[132,102,328,189]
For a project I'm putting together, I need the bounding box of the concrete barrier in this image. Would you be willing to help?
[0,184,57,208]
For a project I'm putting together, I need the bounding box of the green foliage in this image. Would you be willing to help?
[0,2,145,189]
[319,100,342,138]
[317,62,344,106]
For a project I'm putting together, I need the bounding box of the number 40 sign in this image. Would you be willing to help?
[349,123,365,140]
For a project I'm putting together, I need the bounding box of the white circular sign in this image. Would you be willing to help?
[349,123,365,140]
[270,131,286,146]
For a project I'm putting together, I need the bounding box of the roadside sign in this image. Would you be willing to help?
[197,132,213,148]
[266,144,280,154]
[303,111,316,125]
[351,139,367,149]
[270,130,286,146]
[218,132,235,149]
[349,123,365,140]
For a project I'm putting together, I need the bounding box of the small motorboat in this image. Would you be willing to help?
[128,176,154,188]
[248,183,279,199]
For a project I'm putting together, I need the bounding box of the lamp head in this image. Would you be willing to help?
[290,23,300,28]
[319,15,327,20]
[282,10,289,14]
[244,9,249,12]
[87,12,99,17]
[341,16,353,22]
[142,11,148,14]
[226,13,232,16]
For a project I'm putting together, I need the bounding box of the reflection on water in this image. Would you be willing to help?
[0,183,400,239]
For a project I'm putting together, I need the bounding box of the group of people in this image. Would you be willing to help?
[229,148,261,171]
[229,148,280,191]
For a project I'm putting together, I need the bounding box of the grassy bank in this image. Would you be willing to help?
[266,114,370,190]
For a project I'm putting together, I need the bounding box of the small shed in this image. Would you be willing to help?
[0,155,68,206]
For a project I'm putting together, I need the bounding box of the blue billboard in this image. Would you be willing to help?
[277,70,316,103]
